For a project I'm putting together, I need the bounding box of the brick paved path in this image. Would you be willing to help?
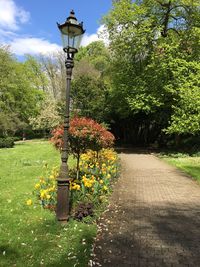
[90,153,200,267]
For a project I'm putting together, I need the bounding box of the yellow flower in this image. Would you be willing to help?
[100,180,103,184]
[46,194,51,200]
[107,174,111,179]
[103,185,108,191]
[26,199,33,206]
[40,190,46,199]
[70,182,81,191]
[35,183,40,189]
[74,184,80,190]
[40,179,46,185]
[49,186,56,192]
[49,175,54,179]
[83,178,94,188]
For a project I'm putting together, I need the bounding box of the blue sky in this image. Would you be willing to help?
[0,0,112,56]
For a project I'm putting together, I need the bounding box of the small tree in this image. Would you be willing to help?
[51,117,115,179]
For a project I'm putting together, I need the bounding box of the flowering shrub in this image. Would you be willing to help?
[32,149,119,214]
[51,117,115,154]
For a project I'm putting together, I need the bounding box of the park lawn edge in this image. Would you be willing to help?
[158,152,200,183]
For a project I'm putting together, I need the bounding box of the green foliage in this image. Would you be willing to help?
[75,41,110,74]
[72,41,112,122]
[164,61,200,134]
[102,0,200,143]
[24,55,48,91]
[0,46,44,137]
[1,0,199,145]
[0,137,15,148]
[71,76,109,121]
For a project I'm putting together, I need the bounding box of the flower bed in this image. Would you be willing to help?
[31,149,119,219]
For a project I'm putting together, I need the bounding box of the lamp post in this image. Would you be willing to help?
[56,10,85,222]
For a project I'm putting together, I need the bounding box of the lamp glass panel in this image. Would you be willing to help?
[60,31,83,51]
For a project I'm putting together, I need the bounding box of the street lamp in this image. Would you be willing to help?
[56,10,85,222]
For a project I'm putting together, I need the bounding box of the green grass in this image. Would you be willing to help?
[160,152,200,182]
[0,140,96,267]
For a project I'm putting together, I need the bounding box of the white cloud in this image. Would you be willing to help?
[81,33,99,47]
[81,25,109,47]
[0,0,30,30]
[0,0,109,56]
[0,1,60,56]
[9,37,62,56]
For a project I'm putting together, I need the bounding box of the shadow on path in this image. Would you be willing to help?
[91,153,200,267]
[93,202,200,267]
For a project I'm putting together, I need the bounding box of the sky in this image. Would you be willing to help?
[0,0,113,57]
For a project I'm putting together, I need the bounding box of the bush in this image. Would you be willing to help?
[0,137,15,148]
[51,117,115,153]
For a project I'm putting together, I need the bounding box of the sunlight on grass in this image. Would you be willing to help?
[161,153,200,182]
[0,140,96,267]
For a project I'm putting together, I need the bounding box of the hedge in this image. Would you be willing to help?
[0,137,15,148]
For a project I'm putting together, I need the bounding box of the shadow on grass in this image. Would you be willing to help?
[0,245,19,258]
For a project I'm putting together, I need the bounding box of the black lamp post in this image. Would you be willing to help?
[56,10,85,222]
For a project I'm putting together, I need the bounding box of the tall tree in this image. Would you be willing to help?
[39,52,66,100]
[71,41,112,123]
[0,46,44,136]
[103,0,200,144]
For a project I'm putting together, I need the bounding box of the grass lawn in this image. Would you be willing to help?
[160,152,200,182]
[0,140,96,267]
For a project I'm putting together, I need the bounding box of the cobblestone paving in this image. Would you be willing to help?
[90,153,200,267]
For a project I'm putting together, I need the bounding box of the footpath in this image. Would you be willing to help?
[90,152,200,267]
